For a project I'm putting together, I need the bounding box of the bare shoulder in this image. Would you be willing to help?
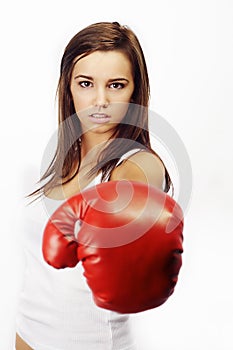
[110,151,165,190]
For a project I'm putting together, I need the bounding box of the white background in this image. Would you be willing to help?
[1,0,233,349]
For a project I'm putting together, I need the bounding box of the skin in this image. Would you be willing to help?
[70,50,135,156]
[16,50,165,349]
[15,334,33,350]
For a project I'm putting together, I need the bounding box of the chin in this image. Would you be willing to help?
[90,124,117,135]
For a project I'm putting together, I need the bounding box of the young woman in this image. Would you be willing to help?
[15,21,173,350]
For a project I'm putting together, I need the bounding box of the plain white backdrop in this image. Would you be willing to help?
[1,0,233,349]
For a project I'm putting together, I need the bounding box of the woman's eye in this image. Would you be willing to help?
[79,81,92,88]
[109,82,125,89]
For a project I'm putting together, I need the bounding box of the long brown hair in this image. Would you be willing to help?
[29,21,172,199]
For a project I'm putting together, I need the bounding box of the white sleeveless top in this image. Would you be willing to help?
[16,150,143,350]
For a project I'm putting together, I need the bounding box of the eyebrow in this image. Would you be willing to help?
[74,74,129,83]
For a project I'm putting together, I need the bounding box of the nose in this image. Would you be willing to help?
[94,87,109,109]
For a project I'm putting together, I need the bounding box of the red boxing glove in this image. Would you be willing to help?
[42,203,80,269]
[43,181,184,313]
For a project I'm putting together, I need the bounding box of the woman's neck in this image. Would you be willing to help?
[80,130,113,159]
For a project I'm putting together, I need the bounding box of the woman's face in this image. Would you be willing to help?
[70,50,134,134]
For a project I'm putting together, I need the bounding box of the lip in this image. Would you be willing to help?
[88,113,111,124]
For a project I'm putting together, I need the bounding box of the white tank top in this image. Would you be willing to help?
[16,149,143,350]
